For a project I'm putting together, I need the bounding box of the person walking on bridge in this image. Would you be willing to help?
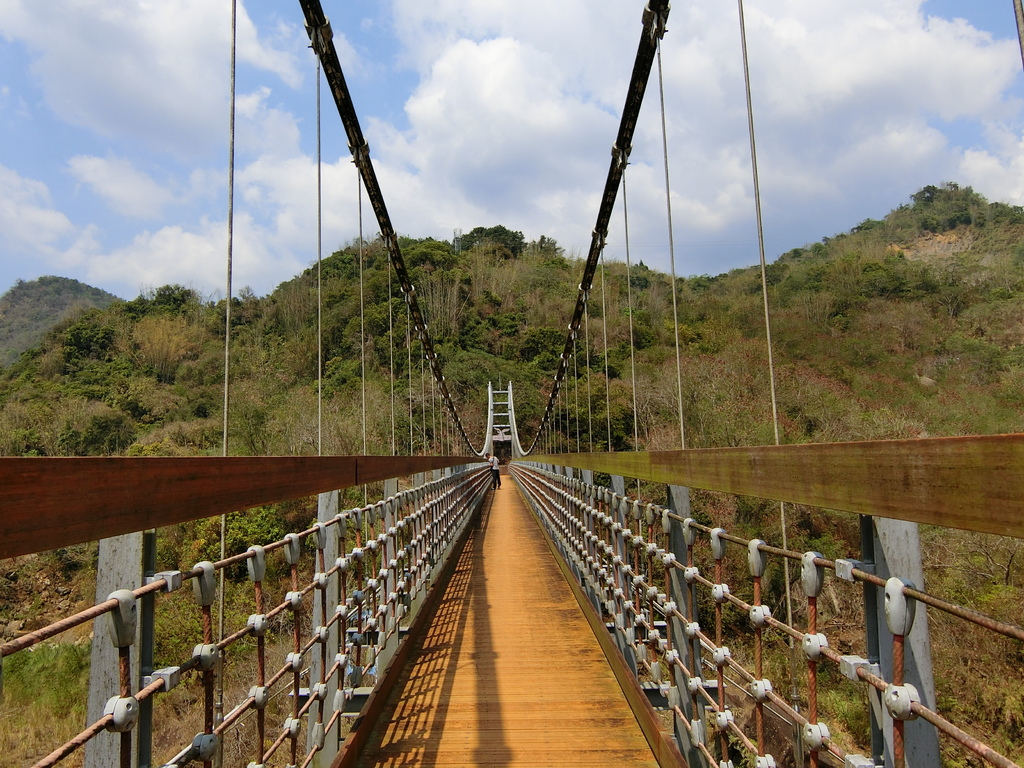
[487,453,501,489]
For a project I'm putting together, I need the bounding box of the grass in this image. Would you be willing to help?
[1,642,91,767]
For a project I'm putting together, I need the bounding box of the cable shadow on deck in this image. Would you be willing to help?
[357,490,513,767]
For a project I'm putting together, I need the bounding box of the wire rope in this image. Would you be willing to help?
[316,61,323,456]
[736,0,797,717]
[621,161,641,455]
[1015,0,1024,71]
[600,255,613,450]
[585,301,594,452]
[358,173,367,458]
[573,334,581,453]
[420,348,427,451]
[407,303,414,454]
[388,260,396,456]
[657,40,687,450]
[216,0,239,744]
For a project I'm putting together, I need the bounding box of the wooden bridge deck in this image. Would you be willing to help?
[356,477,661,767]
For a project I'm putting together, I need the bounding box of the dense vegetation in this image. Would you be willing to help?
[4,186,1024,459]
[0,276,119,367]
[1,185,1023,762]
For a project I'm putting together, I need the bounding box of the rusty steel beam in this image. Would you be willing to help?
[528,433,1024,539]
[0,455,477,559]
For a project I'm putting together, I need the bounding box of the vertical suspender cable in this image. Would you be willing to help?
[407,303,414,454]
[621,163,641,455]
[657,41,687,450]
[585,301,594,452]
[573,335,581,453]
[431,372,438,453]
[737,0,797,720]
[600,255,613,450]
[316,60,323,456]
[420,350,427,451]
[216,0,238,747]
[358,175,367,458]
[388,261,396,455]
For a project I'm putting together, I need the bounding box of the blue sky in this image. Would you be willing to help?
[1,1,1022,300]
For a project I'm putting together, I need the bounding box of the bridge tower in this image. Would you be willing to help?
[483,381,525,461]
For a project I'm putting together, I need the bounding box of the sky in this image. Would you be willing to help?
[1,0,1023,300]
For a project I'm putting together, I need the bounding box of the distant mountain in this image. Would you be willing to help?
[0,276,121,367]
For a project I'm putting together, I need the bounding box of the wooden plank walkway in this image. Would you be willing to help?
[356,478,661,767]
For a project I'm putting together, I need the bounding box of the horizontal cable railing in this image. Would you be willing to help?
[2,463,489,768]
[511,460,1023,768]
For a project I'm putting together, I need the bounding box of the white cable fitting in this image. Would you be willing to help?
[684,621,700,639]
[247,614,268,637]
[802,632,829,661]
[715,709,735,730]
[684,566,699,584]
[712,583,730,603]
[884,683,921,721]
[750,679,773,702]
[749,605,772,628]
[803,722,831,750]
[713,646,731,666]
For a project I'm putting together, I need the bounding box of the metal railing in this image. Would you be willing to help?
[511,461,1023,768]
[2,464,489,768]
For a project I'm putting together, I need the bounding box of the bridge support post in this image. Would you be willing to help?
[85,532,143,768]
[872,519,939,768]
[309,491,341,767]
[611,474,626,498]
[666,485,706,766]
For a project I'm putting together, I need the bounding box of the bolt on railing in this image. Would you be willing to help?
[2,465,490,768]
[511,462,1023,768]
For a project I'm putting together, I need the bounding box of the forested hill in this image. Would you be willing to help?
[0,276,120,367]
[2,182,1024,458]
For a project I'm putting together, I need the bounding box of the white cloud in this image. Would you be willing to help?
[0,0,302,158]
[3,0,1024,300]
[68,155,177,218]
[0,164,77,257]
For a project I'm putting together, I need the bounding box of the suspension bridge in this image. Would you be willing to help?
[2,1,1024,767]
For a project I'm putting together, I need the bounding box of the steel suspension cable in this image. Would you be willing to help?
[298,0,479,454]
[657,40,687,450]
[358,173,367,458]
[420,348,427,451]
[407,302,413,454]
[601,255,613,450]
[585,301,594,452]
[388,260,396,455]
[216,0,239,741]
[621,162,641,455]
[736,0,797,718]
[1015,0,1024,71]
[573,334,581,453]
[316,61,323,455]
[513,0,669,453]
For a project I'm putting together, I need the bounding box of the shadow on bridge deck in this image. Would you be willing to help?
[356,481,660,767]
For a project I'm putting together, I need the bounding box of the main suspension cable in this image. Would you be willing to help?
[299,0,479,454]
[516,0,670,453]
